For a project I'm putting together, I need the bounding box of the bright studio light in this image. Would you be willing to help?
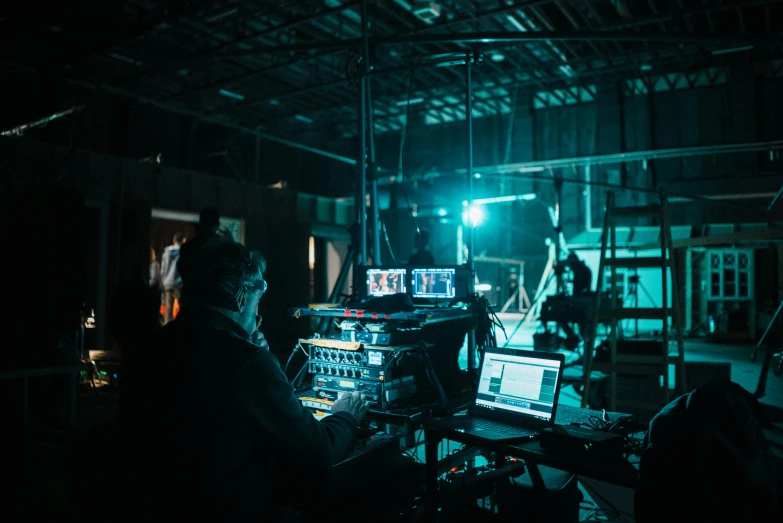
[475,283,492,291]
[462,204,485,227]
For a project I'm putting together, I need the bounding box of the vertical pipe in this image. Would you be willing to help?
[609,192,618,411]
[466,53,477,370]
[358,68,367,266]
[362,0,381,264]
[685,247,693,334]
[584,164,592,230]
[554,178,564,293]
[367,84,381,264]
[254,136,261,183]
[457,224,463,264]
[660,188,670,400]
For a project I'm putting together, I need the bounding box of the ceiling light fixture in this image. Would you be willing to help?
[206,8,238,23]
[295,114,314,124]
[395,97,424,106]
[506,14,527,32]
[711,45,753,56]
[110,53,143,66]
[559,64,575,78]
[218,89,245,101]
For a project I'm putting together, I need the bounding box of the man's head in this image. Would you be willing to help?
[567,252,579,263]
[199,207,220,230]
[173,232,186,245]
[179,236,267,336]
[415,229,431,251]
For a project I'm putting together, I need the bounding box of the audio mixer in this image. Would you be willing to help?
[300,339,420,410]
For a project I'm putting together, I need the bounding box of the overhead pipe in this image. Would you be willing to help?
[67,79,357,165]
[2,105,86,137]
[483,173,762,212]
[377,140,783,185]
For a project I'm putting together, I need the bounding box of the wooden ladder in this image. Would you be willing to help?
[581,189,687,413]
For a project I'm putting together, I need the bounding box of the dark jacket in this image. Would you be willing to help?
[635,381,779,523]
[123,306,356,521]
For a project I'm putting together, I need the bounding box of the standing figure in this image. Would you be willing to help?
[160,232,186,325]
[148,247,161,290]
[408,229,435,265]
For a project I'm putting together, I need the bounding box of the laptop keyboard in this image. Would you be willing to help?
[464,418,533,435]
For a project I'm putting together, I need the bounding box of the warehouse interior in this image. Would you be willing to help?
[1,1,782,521]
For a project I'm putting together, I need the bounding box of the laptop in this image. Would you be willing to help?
[427,348,565,441]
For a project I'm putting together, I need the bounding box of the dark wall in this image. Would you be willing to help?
[1,66,356,197]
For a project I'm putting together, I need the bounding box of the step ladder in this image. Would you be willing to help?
[581,189,687,414]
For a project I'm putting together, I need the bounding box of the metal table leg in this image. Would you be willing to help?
[424,428,441,519]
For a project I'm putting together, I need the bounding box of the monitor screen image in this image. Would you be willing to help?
[411,267,456,300]
[365,268,407,297]
[475,351,562,421]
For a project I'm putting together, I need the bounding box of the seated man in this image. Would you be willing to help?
[122,236,369,521]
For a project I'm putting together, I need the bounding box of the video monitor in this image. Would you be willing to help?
[365,267,407,297]
[410,267,457,300]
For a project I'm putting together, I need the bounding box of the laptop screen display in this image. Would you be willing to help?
[475,351,562,421]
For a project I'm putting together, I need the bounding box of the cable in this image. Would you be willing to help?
[423,351,448,405]
[283,343,301,374]
[397,35,424,251]
[379,212,399,265]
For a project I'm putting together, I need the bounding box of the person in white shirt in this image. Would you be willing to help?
[160,232,186,324]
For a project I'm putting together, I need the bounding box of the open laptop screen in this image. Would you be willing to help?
[475,350,562,421]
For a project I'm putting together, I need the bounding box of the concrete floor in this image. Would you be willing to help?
[493,312,783,409]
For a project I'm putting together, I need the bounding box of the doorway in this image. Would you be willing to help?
[150,208,246,320]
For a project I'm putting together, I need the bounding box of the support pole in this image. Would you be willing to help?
[254,136,261,183]
[358,70,368,265]
[554,176,565,293]
[362,0,381,264]
[584,164,592,230]
[466,53,477,370]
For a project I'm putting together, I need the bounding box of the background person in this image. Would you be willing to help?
[160,232,185,324]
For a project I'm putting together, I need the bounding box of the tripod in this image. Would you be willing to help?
[751,298,783,398]
[623,273,657,337]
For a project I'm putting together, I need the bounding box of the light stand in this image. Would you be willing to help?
[625,273,658,336]
[553,176,566,295]
[465,52,477,371]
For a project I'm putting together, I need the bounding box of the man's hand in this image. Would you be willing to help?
[251,331,269,351]
[331,391,372,424]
